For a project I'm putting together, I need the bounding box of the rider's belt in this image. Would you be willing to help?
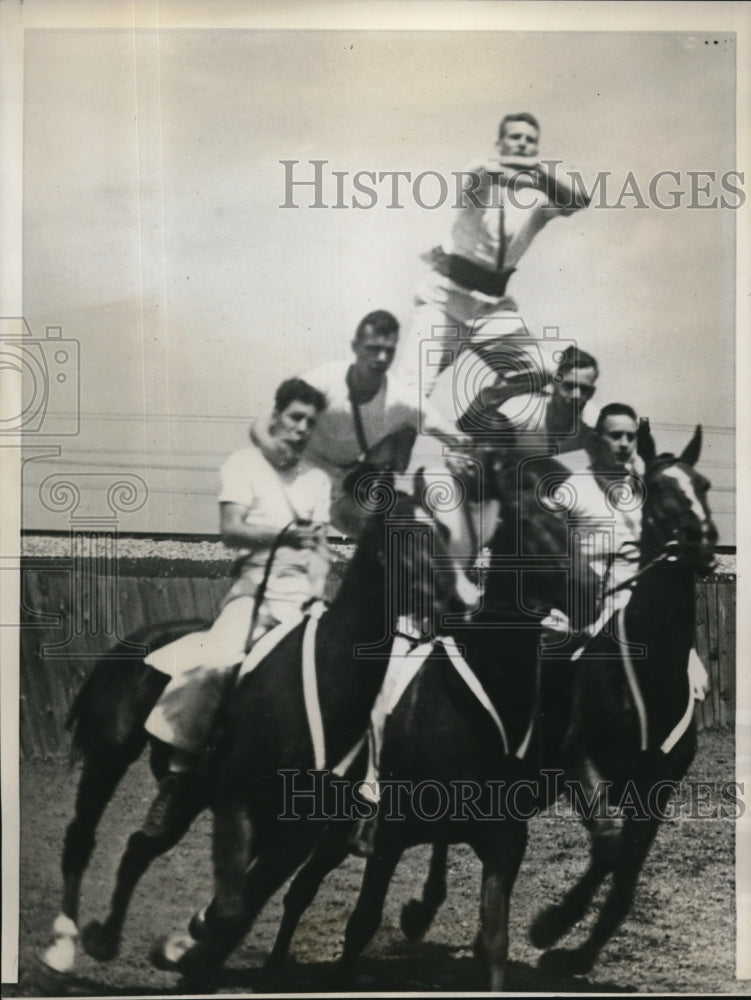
[430,246,515,298]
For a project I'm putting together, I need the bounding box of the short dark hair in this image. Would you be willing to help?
[354,309,400,342]
[556,345,599,376]
[498,112,540,141]
[595,402,638,435]
[274,378,326,414]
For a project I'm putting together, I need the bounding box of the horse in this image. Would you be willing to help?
[251,426,717,990]
[156,447,578,989]
[526,424,717,978]
[40,480,462,979]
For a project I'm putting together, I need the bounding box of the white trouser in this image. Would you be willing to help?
[360,632,435,803]
[143,595,287,754]
[398,271,526,402]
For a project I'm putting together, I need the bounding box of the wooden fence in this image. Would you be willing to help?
[693,573,736,731]
[16,555,735,759]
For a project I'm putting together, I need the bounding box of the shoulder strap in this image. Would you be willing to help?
[346,365,370,458]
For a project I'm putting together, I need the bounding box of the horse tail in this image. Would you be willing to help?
[65,678,91,765]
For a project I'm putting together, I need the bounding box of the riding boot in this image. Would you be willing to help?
[142,760,199,840]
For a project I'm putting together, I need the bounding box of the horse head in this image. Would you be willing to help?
[347,470,462,638]
[481,453,581,617]
[638,425,718,572]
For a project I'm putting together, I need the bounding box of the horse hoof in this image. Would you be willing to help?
[26,948,76,997]
[538,946,593,979]
[151,934,218,991]
[529,905,568,949]
[81,921,119,962]
[188,905,208,941]
[39,914,78,975]
[149,932,194,971]
[400,899,430,941]
[40,938,76,976]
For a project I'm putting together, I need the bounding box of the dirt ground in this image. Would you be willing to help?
[7,728,743,996]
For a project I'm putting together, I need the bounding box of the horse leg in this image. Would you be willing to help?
[529,848,610,951]
[540,816,660,978]
[339,837,403,975]
[473,821,528,992]
[81,770,205,961]
[263,821,353,978]
[531,753,613,951]
[163,827,325,990]
[41,748,137,974]
[400,840,449,941]
[150,792,254,985]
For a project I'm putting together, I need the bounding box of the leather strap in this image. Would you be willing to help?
[346,364,370,457]
[244,520,297,652]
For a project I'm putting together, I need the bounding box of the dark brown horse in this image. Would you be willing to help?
[155,449,577,989]
[527,425,717,978]
[40,481,461,978]
[253,427,716,990]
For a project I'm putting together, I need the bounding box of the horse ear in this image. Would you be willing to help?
[679,425,702,467]
[636,417,657,465]
[413,466,427,503]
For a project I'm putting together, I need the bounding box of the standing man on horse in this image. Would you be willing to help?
[297,309,471,539]
[398,112,590,413]
[143,377,331,803]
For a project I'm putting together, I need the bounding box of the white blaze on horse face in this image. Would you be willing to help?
[661,466,707,526]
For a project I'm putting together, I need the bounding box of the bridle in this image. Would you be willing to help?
[602,456,712,600]
[601,543,679,601]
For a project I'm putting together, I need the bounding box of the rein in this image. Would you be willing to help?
[600,543,678,600]
[245,519,298,652]
[600,477,688,602]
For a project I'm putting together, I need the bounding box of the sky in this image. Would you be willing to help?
[5,4,742,539]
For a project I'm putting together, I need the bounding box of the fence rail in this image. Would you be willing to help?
[16,556,735,759]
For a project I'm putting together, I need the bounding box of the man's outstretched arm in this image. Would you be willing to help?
[499,154,591,211]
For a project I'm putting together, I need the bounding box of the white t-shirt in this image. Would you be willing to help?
[553,450,644,619]
[302,360,423,478]
[219,443,330,608]
[446,159,576,273]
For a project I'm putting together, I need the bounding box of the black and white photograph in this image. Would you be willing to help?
[1,1,748,995]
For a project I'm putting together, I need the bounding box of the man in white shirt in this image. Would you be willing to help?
[462,344,600,456]
[301,309,471,539]
[398,112,590,409]
[144,378,331,782]
[558,403,645,628]
[542,404,709,713]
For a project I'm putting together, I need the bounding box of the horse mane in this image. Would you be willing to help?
[493,452,573,558]
[477,452,578,619]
